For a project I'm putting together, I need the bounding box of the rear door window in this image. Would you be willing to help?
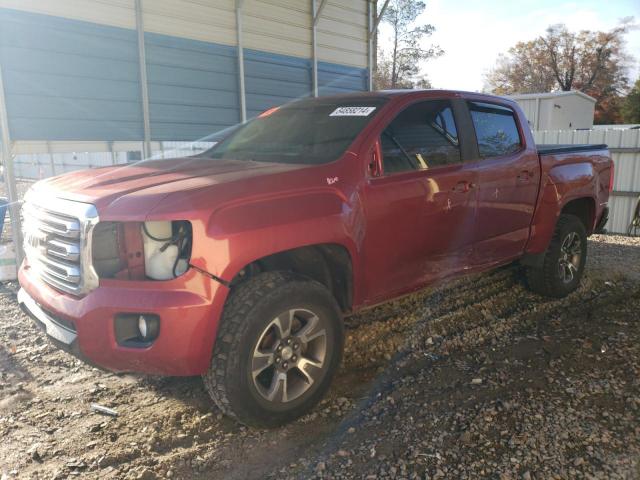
[469,102,522,158]
[381,100,461,174]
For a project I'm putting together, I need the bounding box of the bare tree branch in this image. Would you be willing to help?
[375,0,443,89]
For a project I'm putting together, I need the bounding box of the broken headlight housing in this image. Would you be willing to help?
[142,221,191,280]
[92,221,192,281]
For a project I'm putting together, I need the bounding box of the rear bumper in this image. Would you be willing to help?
[18,264,229,376]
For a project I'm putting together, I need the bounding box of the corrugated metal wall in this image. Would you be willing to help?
[317,1,368,68]
[143,0,236,46]
[0,0,370,143]
[144,33,240,140]
[243,0,311,58]
[0,0,137,30]
[0,7,144,141]
[244,50,311,119]
[534,128,640,234]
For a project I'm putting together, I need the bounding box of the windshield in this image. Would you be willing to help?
[204,97,388,165]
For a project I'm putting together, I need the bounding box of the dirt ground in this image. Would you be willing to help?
[1,234,639,480]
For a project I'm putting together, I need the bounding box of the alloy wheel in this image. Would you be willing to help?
[557,231,582,284]
[251,308,328,403]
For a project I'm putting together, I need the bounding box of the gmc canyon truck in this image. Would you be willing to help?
[18,90,612,427]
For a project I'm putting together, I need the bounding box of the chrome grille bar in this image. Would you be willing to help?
[23,204,81,238]
[47,239,80,262]
[38,217,81,238]
[37,254,81,283]
[22,195,99,296]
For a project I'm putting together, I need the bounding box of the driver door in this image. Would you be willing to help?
[362,99,478,305]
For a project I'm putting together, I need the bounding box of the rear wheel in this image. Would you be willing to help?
[203,271,343,427]
[525,214,587,298]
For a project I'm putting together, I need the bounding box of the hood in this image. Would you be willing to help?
[30,157,308,219]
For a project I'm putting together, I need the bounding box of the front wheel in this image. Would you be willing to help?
[203,271,344,428]
[525,214,587,298]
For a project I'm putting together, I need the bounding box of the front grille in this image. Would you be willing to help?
[23,196,99,296]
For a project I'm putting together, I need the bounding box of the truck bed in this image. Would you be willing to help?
[537,144,608,155]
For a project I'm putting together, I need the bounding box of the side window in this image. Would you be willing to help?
[469,102,522,158]
[381,100,461,174]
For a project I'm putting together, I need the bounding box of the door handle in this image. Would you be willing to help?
[452,180,474,193]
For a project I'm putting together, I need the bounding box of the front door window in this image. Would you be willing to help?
[381,100,462,174]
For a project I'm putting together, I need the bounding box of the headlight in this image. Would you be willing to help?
[92,220,191,280]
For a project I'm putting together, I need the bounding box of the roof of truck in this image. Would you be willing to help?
[315,89,512,103]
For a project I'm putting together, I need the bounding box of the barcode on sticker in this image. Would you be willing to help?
[329,106,376,117]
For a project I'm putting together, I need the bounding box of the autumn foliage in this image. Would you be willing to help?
[486,20,636,124]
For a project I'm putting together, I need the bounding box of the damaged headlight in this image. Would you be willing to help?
[142,221,191,280]
[92,220,192,281]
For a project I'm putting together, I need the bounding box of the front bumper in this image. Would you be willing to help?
[18,288,78,345]
[18,264,229,376]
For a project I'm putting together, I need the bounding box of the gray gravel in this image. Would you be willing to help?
[1,234,639,479]
[588,234,640,280]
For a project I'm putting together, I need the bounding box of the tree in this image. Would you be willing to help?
[621,78,640,123]
[374,0,442,90]
[486,19,635,123]
[413,75,432,89]
[486,41,557,94]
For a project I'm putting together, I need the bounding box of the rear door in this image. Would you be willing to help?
[362,98,478,304]
[466,101,540,265]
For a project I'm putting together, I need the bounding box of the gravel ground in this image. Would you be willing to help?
[1,234,639,480]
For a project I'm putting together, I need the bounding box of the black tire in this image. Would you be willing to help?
[203,271,344,428]
[525,214,587,298]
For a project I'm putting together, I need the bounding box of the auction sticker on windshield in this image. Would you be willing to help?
[329,106,377,116]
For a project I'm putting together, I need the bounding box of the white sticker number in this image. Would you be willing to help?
[329,106,377,117]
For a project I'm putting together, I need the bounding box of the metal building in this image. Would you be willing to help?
[0,0,380,263]
[0,0,373,148]
[507,91,596,131]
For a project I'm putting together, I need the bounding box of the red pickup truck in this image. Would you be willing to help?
[18,90,612,426]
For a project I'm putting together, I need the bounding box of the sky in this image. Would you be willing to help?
[379,0,640,92]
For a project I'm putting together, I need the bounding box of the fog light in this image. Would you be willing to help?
[138,315,148,338]
[137,314,159,341]
[115,313,160,347]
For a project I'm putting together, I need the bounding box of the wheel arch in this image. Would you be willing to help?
[526,193,597,256]
[228,243,354,313]
[560,196,596,234]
